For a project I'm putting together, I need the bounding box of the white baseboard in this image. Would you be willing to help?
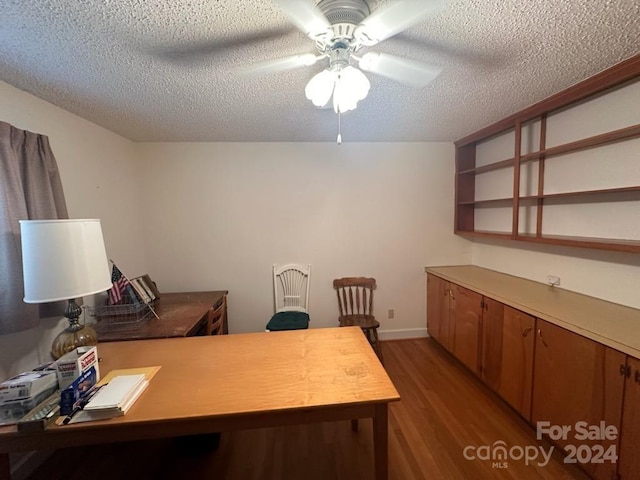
[378,328,429,341]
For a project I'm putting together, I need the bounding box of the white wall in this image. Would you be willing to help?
[0,81,146,380]
[472,240,640,309]
[135,142,471,337]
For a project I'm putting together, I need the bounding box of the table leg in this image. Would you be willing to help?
[0,453,10,480]
[373,403,389,480]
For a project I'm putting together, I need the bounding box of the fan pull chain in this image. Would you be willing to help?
[337,111,342,145]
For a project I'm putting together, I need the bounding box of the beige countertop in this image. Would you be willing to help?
[425,265,640,358]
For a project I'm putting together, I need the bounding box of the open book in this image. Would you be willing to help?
[68,374,148,424]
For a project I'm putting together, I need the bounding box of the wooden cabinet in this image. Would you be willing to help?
[449,284,483,374]
[454,53,640,253]
[531,319,625,480]
[426,266,640,480]
[481,301,535,420]
[619,356,640,480]
[426,274,483,373]
[426,274,451,350]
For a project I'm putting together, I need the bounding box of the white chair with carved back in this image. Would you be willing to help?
[265,264,311,331]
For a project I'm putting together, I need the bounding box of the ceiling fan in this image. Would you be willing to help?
[241,0,444,115]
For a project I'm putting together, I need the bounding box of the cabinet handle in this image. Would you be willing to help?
[537,329,549,347]
[522,327,532,337]
[619,364,631,377]
[636,370,640,384]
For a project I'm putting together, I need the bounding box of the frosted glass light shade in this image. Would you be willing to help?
[20,219,112,303]
[333,66,370,113]
[305,69,337,107]
[305,66,370,113]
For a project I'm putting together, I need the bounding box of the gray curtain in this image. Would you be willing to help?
[0,121,69,334]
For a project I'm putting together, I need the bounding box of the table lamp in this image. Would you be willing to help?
[20,219,112,359]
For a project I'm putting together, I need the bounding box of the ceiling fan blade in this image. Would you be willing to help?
[237,53,322,76]
[355,0,445,46]
[272,0,332,41]
[358,52,442,88]
[149,27,297,63]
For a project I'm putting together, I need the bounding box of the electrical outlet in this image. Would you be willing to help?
[388,309,394,319]
[547,275,561,287]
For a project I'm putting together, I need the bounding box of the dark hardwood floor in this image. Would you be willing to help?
[24,338,590,479]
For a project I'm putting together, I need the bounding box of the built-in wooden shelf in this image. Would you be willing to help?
[458,157,514,175]
[458,186,640,206]
[456,230,640,253]
[454,53,640,253]
[520,124,640,163]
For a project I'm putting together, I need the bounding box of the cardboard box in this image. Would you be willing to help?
[0,387,58,426]
[59,365,98,415]
[0,368,57,403]
[55,346,100,390]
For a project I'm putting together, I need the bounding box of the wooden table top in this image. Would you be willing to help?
[97,291,226,342]
[426,265,640,358]
[0,327,399,451]
[104,326,398,420]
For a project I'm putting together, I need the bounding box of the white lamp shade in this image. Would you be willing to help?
[20,219,112,303]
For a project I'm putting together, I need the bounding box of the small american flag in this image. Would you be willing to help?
[108,264,129,305]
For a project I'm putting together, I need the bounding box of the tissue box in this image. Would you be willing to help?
[55,346,100,390]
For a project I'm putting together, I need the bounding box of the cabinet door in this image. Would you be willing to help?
[482,302,534,420]
[450,284,482,374]
[480,297,503,388]
[619,356,640,480]
[426,274,451,351]
[532,319,625,480]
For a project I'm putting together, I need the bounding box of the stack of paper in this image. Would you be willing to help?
[69,374,148,423]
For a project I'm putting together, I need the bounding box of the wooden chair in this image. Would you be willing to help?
[206,294,227,335]
[333,277,383,364]
[266,264,311,331]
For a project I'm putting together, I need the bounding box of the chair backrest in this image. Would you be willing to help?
[206,294,227,335]
[333,277,376,318]
[273,264,311,314]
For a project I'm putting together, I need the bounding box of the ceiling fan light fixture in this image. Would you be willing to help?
[305,69,337,107]
[332,65,370,113]
[305,65,370,112]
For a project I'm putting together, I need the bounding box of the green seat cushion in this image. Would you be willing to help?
[266,311,310,331]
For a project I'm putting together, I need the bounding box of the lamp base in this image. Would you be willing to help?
[51,300,98,359]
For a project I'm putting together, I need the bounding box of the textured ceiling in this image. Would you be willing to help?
[0,0,638,142]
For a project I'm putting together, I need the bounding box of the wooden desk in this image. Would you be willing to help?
[0,327,399,480]
[97,291,228,342]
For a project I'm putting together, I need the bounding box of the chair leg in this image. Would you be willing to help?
[362,327,383,365]
[372,327,383,365]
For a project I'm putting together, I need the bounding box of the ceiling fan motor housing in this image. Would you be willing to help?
[316,0,371,55]
[318,0,370,26]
